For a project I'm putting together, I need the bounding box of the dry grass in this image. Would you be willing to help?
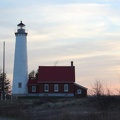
[0,96,120,120]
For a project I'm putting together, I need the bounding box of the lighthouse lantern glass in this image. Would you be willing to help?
[17,25,25,30]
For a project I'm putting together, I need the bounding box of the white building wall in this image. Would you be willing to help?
[12,33,28,95]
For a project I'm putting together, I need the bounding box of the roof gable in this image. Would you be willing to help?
[38,66,75,83]
[74,83,88,90]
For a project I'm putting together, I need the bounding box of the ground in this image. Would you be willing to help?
[0,96,120,120]
[0,117,14,120]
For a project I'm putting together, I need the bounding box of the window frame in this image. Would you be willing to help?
[54,84,59,92]
[77,89,82,94]
[32,86,36,92]
[64,84,68,92]
[44,84,49,92]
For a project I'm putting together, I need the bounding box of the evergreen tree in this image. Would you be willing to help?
[29,70,35,79]
[29,70,38,79]
[0,72,11,96]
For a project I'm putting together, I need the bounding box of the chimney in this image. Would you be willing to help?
[71,61,73,67]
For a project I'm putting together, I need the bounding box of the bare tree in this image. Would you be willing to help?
[92,80,104,97]
[91,80,113,117]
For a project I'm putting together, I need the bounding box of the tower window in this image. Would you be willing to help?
[18,83,22,88]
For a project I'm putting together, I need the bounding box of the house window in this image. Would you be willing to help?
[64,84,68,92]
[54,84,59,92]
[77,89,82,94]
[44,84,49,92]
[32,86,36,92]
[18,83,22,88]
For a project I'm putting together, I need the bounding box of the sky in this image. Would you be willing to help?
[0,0,120,94]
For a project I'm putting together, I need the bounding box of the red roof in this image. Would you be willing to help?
[28,79,38,85]
[38,66,75,83]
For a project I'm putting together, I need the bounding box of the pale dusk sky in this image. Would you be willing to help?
[0,0,120,94]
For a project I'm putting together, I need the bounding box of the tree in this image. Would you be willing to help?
[29,70,36,80]
[91,80,112,117]
[92,80,104,97]
[29,70,38,79]
[0,72,11,97]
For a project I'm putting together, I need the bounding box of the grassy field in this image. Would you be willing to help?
[0,96,120,120]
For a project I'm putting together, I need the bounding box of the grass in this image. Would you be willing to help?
[0,96,120,120]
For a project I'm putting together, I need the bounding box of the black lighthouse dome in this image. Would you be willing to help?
[17,21,25,29]
[15,21,27,35]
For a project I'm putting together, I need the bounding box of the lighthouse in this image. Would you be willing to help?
[12,21,28,96]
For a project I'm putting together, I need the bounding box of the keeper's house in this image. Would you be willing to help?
[28,61,87,97]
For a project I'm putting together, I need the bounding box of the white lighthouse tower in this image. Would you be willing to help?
[12,21,28,96]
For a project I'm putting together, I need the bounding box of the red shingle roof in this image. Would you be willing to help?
[28,79,38,85]
[38,66,75,83]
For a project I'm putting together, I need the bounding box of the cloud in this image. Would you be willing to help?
[0,1,120,93]
[23,3,120,42]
